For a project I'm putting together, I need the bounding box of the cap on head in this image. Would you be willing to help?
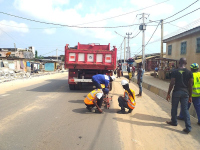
[110,76,116,81]
[103,88,109,94]
[121,80,128,86]
[190,63,199,69]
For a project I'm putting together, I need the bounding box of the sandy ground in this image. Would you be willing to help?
[110,77,200,150]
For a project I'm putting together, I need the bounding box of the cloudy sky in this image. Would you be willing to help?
[0,0,200,59]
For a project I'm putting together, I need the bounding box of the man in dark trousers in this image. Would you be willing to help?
[166,58,193,133]
[137,63,144,97]
[177,63,200,125]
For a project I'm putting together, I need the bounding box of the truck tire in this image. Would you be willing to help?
[69,84,75,90]
[75,83,82,90]
[109,82,112,91]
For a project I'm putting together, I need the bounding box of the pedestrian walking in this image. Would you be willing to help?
[117,80,136,114]
[84,88,109,113]
[117,66,121,78]
[132,66,135,77]
[166,58,193,133]
[177,63,200,126]
[137,63,144,97]
[127,64,132,83]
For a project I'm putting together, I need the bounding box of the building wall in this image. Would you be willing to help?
[166,32,200,69]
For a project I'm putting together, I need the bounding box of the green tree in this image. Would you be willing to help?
[35,50,38,58]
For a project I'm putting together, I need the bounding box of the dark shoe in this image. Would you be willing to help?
[117,110,127,114]
[183,129,191,134]
[166,121,177,126]
[128,109,133,113]
[197,122,200,126]
[86,107,92,112]
[177,116,184,120]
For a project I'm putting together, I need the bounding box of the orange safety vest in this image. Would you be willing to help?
[84,89,103,105]
[124,89,136,109]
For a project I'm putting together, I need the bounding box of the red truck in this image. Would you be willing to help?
[65,42,117,90]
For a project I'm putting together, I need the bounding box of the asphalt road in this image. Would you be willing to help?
[1,72,200,150]
[0,73,122,150]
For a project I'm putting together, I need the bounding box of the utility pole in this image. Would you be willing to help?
[160,19,164,69]
[56,49,58,61]
[14,43,17,57]
[126,32,132,59]
[138,13,149,70]
[124,37,126,65]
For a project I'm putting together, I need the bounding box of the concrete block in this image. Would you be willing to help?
[142,82,148,89]
[149,86,159,95]
[158,90,168,99]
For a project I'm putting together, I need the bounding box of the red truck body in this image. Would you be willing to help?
[65,42,117,90]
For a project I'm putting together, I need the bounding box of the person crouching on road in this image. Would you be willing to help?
[92,74,116,89]
[84,88,109,113]
[117,80,136,114]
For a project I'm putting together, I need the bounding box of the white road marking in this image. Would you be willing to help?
[1,94,10,97]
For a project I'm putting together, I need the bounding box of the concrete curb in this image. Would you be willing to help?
[132,77,168,100]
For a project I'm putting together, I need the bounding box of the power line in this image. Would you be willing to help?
[0,11,141,28]
[164,0,199,21]
[130,31,141,39]
[75,0,170,26]
[167,23,188,30]
[0,27,28,46]
[165,8,200,24]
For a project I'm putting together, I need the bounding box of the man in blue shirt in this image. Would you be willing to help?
[92,74,115,89]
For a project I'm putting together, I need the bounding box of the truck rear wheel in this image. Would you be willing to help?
[75,83,82,90]
[69,84,75,90]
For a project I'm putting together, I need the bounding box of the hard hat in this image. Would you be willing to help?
[110,76,116,81]
[190,63,199,69]
[121,80,128,86]
[103,88,109,94]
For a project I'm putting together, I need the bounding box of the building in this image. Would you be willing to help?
[0,46,35,59]
[163,26,200,69]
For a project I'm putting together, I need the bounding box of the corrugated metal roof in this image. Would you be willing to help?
[163,26,200,43]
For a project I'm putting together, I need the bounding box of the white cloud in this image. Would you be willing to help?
[43,28,56,34]
[75,3,82,10]
[0,20,29,36]
[130,0,174,17]
[12,0,174,40]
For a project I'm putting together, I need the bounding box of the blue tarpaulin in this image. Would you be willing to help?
[26,62,30,67]
[45,63,55,71]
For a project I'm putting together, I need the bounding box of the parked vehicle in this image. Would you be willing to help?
[65,43,117,90]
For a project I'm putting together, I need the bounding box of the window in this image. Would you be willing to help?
[197,37,200,53]
[181,41,187,55]
[168,45,172,55]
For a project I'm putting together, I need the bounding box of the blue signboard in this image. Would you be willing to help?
[45,63,55,71]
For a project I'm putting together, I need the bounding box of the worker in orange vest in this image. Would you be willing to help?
[84,88,109,113]
[117,80,136,114]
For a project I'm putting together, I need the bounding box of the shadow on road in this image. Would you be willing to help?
[132,113,169,122]
[113,117,184,134]
[68,100,83,103]
[27,79,92,93]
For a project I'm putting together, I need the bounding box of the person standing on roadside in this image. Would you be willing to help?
[127,64,132,83]
[177,63,200,126]
[137,63,144,97]
[166,58,193,134]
